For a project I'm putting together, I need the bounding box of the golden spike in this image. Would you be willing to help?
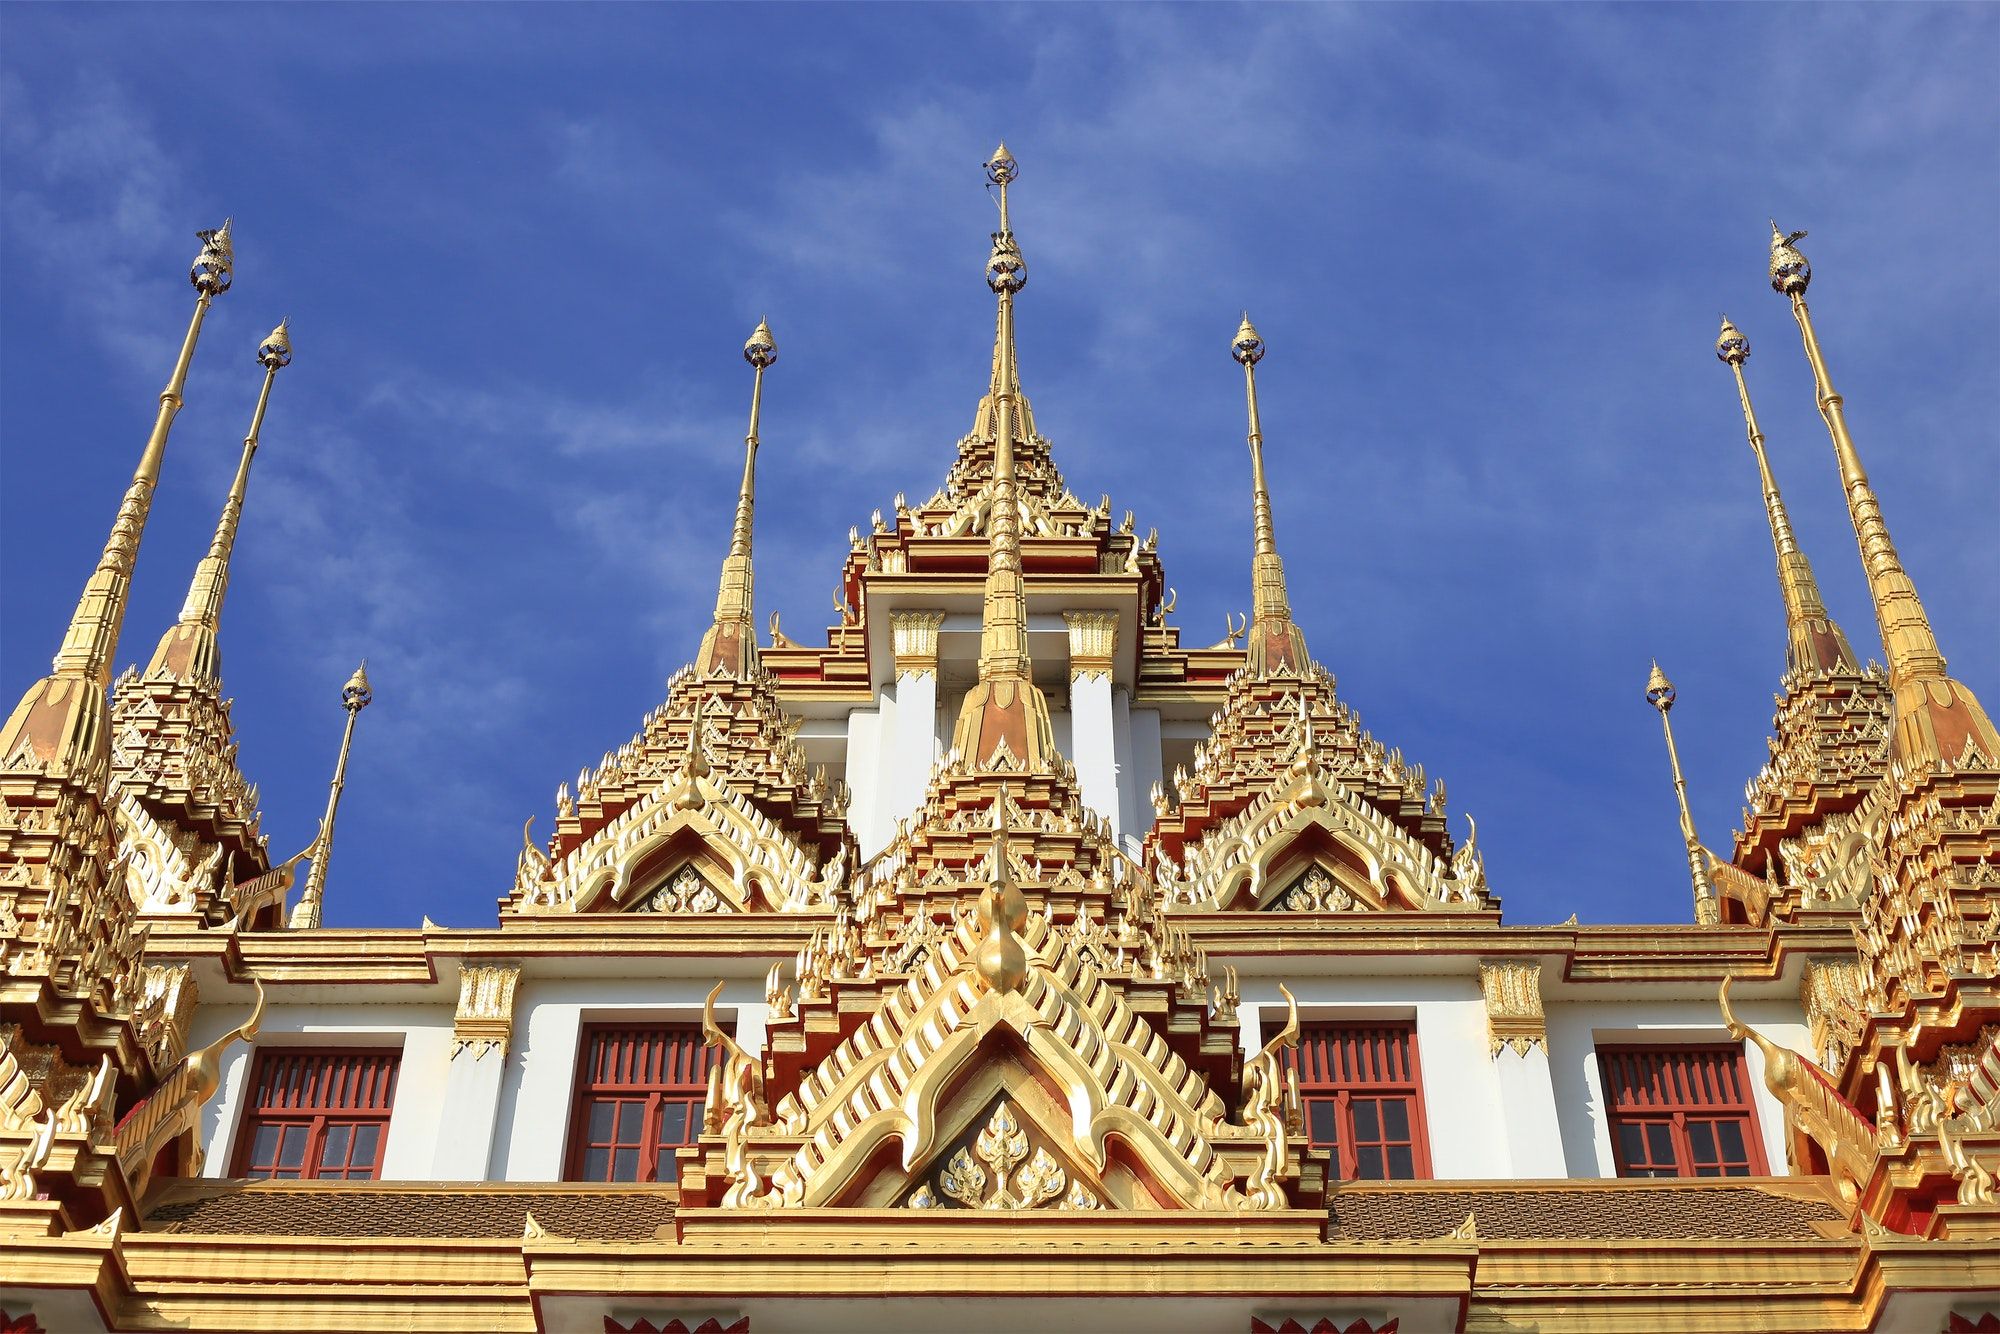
[1714,317,1857,678]
[147,320,294,683]
[953,145,1056,771]
[1645,662,1722,925]
[1232,313,1310,675]
[1770,225,1998,763]
[696,320,778,679]
[290,662,373,929]
[0,223,233,777]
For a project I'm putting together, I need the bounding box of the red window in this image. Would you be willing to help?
[1599,1044,1768,1179]
[1282,1021,1431,1181]
[232,1049,399,1180]
[566,1024,715,1183]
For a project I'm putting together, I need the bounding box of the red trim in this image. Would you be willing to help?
[605,1321,748,1334]
[565,1024,714,1184]
[1251,1320,1399,1334]
[1283,1021,1431,1181]
[230,1048,399,1181]
[1598,1043,1768,1178]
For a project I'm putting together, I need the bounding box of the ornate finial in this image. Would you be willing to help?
[1232,313,1265,365]
[1233,311,1309,675]
[974,788,1029,994]
[1713,314,1859,679]
[1644,660,1720,925]
[1645,660,1675,713]
[1773,222,1998,762]
[258,318,292,369]
[1715,316,1748,365]
[191,220,235,295]
[744,318,777,369]
[1769,221,1811,295]
[146,319,297,681]
[986,233,1027,295]
[291,660,374,929]
[342,661,373,711]
[984,142,1017,185]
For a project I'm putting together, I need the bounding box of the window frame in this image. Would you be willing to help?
[229,1046,401,1181]
[564,1021,716,1185]
[1596,1042,1769,1180]
[1283,1017,1433,1182]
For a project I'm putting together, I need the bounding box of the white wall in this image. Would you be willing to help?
[1544,997,1808,1178]
[492,977,767,1181]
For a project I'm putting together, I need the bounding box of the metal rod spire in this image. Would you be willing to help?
[290,662,373,929]
[1769,225,1998,763]
[148,320,293,683]
[1231,315,1309,675]
[1646,662,1721,926]
[0,223,233,777]
[1713,317,1857,679]
[697,320,777,678]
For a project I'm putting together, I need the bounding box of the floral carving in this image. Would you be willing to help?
[906,1102,1100,1211]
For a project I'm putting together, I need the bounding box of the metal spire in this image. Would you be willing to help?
[147,319,293,683]
[0,222,233,777]
[1713,316,1857,679]
[951,142,1056,771]
[1769,224,1998,763]
[1646,662,1722,926]
[290,662,373,929]
[1232,314,1310,675]
[695,319,777,678]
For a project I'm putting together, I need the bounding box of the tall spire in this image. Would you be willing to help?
[950,143,1056,771]
[147,319,293,683]
[1231,315,1310,675]
[1645,662,1722,926]
[695,319,777,679]
[1768,224,1998,763]
[0,222,233,777]
[290,662,373,929]
[1713,317,1857,679]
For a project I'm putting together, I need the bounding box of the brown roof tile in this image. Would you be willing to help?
[1328,1180,1846,1241]
[145,1184,678,1240]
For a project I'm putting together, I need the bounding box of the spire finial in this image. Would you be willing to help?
[954,145,1056,771]
[974,785,1029,993]
[1231,312,1309,676]
[1713,316,1858,679]
[0,222,232,777]
[1772,225,1998,762]
[695,320,779,679]
[147,320,296,683]
[291,660,373,930]
[1644,661,1722,926]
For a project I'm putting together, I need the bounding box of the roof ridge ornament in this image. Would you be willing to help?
[1644,661,1722,926]
[696,319,778,680]
[1232,313,1310,676]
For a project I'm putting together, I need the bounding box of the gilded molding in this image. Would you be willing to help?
[1062,611,1118,681]
[888,611,946,677]
[452,964,521,1061]
[1479,962,1546,1057]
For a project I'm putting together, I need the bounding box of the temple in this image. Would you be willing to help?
[2,159,1997,1334]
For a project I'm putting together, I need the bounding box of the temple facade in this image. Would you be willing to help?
[2,155,1997,1334]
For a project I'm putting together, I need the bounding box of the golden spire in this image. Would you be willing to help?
[695,319,777,678]
[290,662,373,929]
[147,319,293,683]
[1645,662,1722,926]
[1769,224,1998,763]
[1713,316,1857,678]
[1232,314,1310,675]
[0,222,233,777]
[951,143,1056,770]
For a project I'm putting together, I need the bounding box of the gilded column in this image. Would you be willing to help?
[882,610,946,845]
[1769,225,1998,764]
[1645,662,1721,925]
[430,963,522,1177]
[1064,611,1122,838]
[1479,962,1564,1177]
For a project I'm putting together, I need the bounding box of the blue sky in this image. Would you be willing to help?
[2,4,1994,929]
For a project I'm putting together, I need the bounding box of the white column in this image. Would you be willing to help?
[1125,706,1163,857]
[1064,612,1121,839]
[880,611,944,854]
[430,964,521,1180]
[1480,962,1565,1177]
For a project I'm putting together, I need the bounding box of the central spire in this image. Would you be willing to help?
[696,319,777,678]
[148,319,293,683]
[1713,317,1857,679]
[1232,315,1310,675]
[950,143,1055,770]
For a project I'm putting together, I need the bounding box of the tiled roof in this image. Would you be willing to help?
[1327,1180,1846,1241]
[145,1184,678,1239]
